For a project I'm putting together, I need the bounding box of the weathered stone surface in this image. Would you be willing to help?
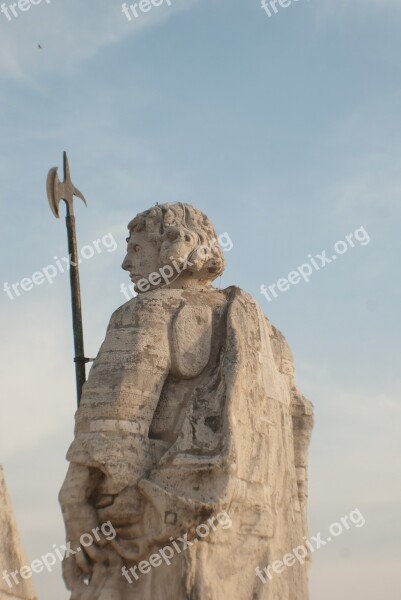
[0,466,37,600]
[59,203,314,600]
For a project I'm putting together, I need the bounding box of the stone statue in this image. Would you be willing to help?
[59,203,314,600]
[0,466,37,600]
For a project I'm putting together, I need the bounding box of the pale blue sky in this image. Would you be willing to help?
[1,0,400,598]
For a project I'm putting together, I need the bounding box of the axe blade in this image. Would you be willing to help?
[73,186,87,208]
[46,153,87,218]
[47,166,62,218]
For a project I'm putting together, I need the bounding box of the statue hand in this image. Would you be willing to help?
[96,486,145,527]
[62,501,108,590]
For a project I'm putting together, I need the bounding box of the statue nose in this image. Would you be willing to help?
[122,255,131,271]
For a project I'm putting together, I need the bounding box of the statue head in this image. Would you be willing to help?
[122,203,225,293]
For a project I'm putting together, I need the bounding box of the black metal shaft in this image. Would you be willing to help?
[65,207,86,405]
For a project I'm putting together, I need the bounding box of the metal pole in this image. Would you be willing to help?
[66,205,87,404]
[47,152,90,406]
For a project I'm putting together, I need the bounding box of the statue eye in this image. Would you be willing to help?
[134,245,140,252]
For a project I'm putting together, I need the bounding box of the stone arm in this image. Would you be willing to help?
[59,295,174,578]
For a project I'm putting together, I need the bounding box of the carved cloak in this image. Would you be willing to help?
[64,286,313,600]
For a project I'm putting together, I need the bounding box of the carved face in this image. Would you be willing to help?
[122,204,226,293]
[121,231,161,284]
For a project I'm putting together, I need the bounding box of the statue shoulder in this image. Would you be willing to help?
[224,285,263,310]
[106,297,139,330]
[107,292,177,330]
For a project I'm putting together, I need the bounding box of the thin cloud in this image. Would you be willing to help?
[0,0,199,82]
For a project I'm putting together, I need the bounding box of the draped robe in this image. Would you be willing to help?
[62,286,313,600]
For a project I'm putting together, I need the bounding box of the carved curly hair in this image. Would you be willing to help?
[127,203,225,282]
